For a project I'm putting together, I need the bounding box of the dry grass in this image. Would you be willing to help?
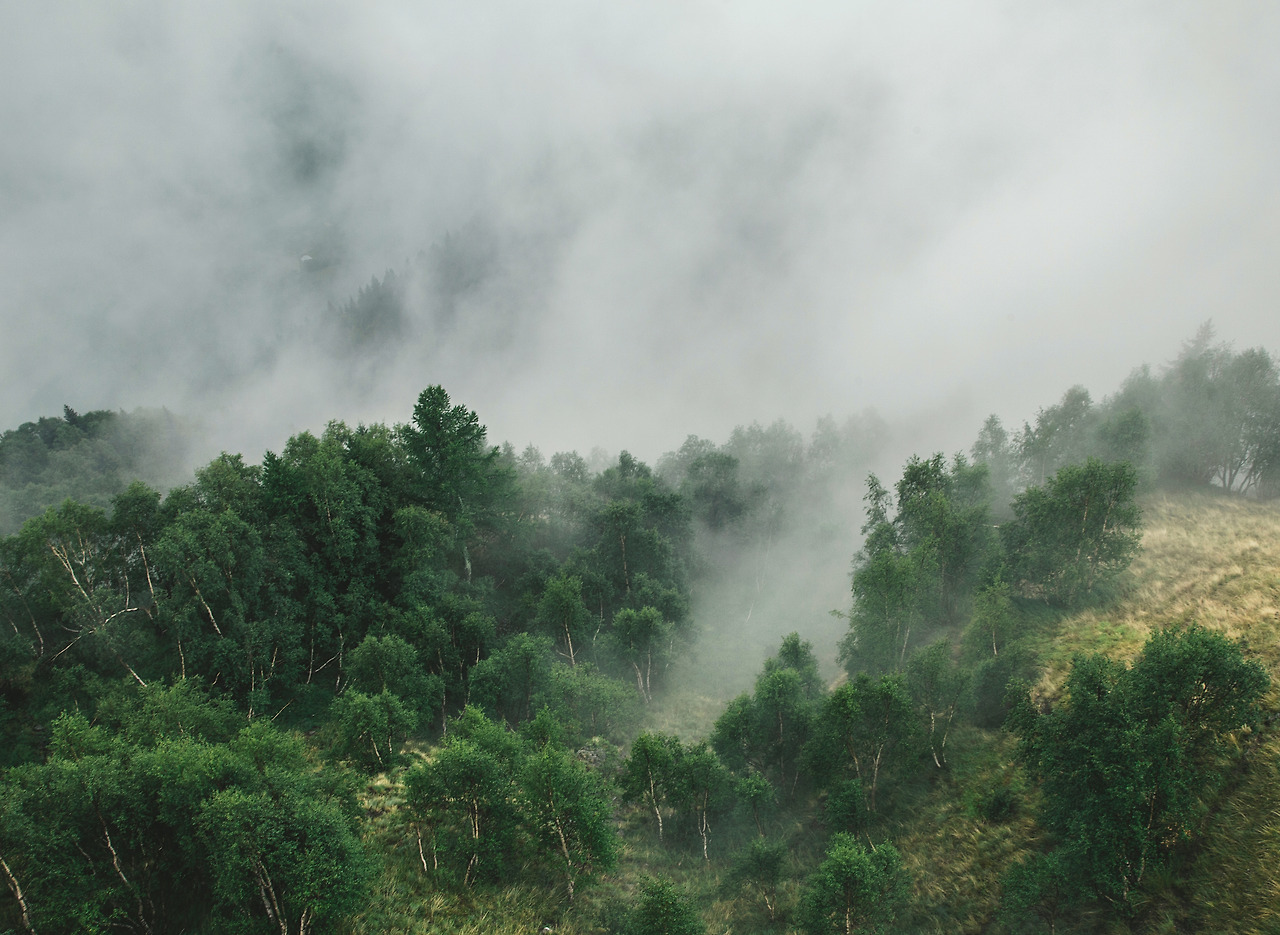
[1037,490,1280,695]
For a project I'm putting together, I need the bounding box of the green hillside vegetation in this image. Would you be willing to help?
[3,326,1280,934]
[0,406,192,537]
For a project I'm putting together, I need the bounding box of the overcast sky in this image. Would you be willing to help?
[3,1,1279,465]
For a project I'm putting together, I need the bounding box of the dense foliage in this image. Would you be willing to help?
[3,328,1278,934]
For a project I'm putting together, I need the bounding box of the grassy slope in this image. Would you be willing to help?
[345,490,1280,935]
[895,490,1280,934]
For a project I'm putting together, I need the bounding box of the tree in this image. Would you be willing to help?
[629,877,706,935]
[971,414,1019,517]
[611,606,673,703]
[0,711,369,935]
[536,573,592,667]
[723,837,787,923]
[735,769,776,837]
[345,633,438,717]
[999,851,1077,935]
[710,635,822,797]
[329,689,417,773]
[518,743,617,903]
[402,708,521,885]
[1017,386,1096,487]
[840,457,991,675]
[1002,458,1141,607]
[397,386,511,581]
[962,577,1019,661]
[673,742,732,860]
[467,632,554,727]
[799,835,907,935]
[683,452,748,531]
[905,640,968,769]
[1009,626,1268,909]
[622,731,683,842]
[809,675,914,813]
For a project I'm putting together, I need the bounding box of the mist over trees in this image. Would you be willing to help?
[971,325,1280,505]
[1,329,1278,933]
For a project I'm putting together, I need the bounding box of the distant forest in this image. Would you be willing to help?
[1,324,1278,935]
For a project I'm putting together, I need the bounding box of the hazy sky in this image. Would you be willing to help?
[3,1,1279,464]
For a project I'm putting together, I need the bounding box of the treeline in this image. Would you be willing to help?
[0,385,706,932]
[2,323,1278,933]
[975,324,1280,507]
[0,406,191,536]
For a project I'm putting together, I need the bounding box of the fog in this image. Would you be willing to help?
[4,1,1278,465]
[4,3,1280,692]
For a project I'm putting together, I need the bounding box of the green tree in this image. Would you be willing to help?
[840,457,991,675]
[809,675,914,813]
[962,577,1019,661]
[468,632,555,726]
[518,742,617,903]
[673,741,732,860]
[723,837,787,922]
[536,573,592,667]
[611,606,672,703]
[1017,386,1097,487]
[329,689,417,773]
[622,731,683,842]
[1001,458,1141,607]
[799,835,907,935]
[999,850,1077,935]
[398,386,512,582]
[402,708,521,885]
[1009,626,1268,909]
[629,877,706,935]
[905,640,968,769]
[735,769,776,837]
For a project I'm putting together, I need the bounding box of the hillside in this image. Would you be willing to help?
[3,370,1278,935]
[890,489,1280,934]
[345,489,1280,935]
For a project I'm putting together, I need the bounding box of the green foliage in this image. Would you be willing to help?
[536,572,593,668]
[610,606,673,703]
[1001,458,1142,607]
[518,741,618,902]
[468,632,555,727]
[623,731,684,842]
[628,877,706,935]
[539,660,641,746]
[841,455,992,675]
[798,835,908,935]
[1017,386,1098,488]
[824,778,868,837]
[905,640,968,769]
[808,674,914,812]
[0,707,369,935]
[0,407,191,537]
[673,742,733,860]
[1009,625,1269,910]
[969,641,1040,729]
[723,837,787,922]
[329,689,417,773]
[999,850,1079,933]
[403,708,522,886]
[710,633,824,797]
[734,769,777,837]
[961,577,1020,662]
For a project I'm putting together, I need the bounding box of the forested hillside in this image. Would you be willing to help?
[2,329,1280,934]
